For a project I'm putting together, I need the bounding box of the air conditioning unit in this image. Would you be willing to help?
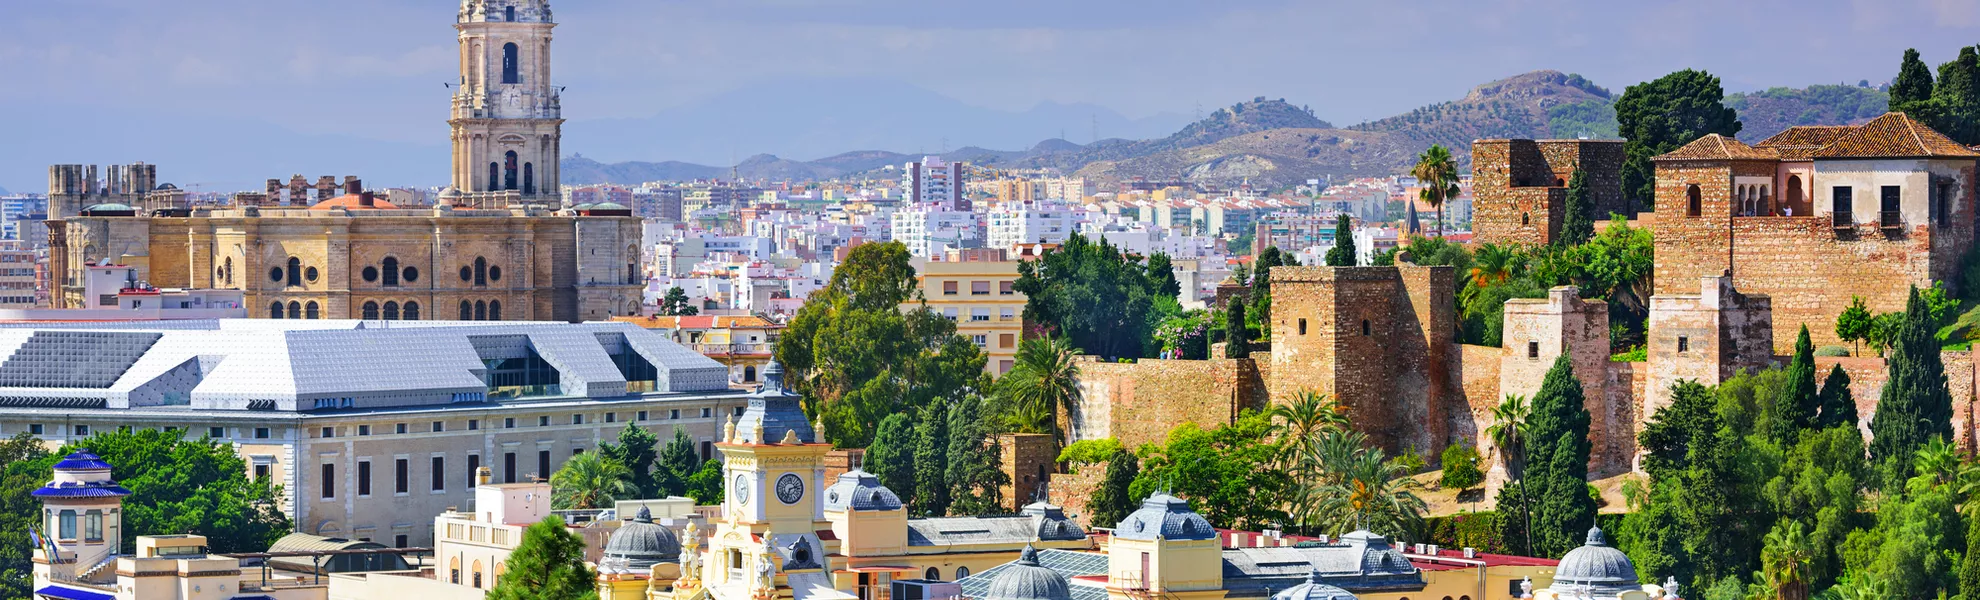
[892,579,962,600]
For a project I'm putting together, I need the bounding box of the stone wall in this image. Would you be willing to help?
[1070,357,1262,451]
[1471,139,1628,246]
[998,433,1057,511]
[1646,276,1776,419]
[1497,286,1633,473]
[1046,461,1109,529]
[1812,352,1980,452]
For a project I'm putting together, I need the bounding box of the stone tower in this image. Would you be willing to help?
[450,0,562,206]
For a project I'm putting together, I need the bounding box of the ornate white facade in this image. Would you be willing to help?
[449,0,562,205]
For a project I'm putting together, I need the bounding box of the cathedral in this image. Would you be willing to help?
[44,0,644,322]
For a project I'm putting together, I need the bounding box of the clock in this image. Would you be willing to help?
[776,473,805,504]
[733,475,750,505]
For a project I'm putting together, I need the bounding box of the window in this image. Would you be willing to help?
[382,257,399,286]
[208,426,225,439]
[1000,359,1014,373]
[605,412,617,424]
[926,567,940,580]
[1298,318,1307,335]
[501,43,519,84]
[701,441,712,461]
[29,424,43,435]
[287,257,302,287]
[432,421,445,432]
[638,411,648,421]
[475,257,489,286]
[255,427,270,439]
[732,406,744,417]
[971,334,988,347]
[396,423,408,434]
[431,456,446,492]
[538,416,550,427]
[359,425,371,436]
[362,266,378,282]
[358,460,372,496]
[1677,336,1690,353]
[1000,333,1015,348]
[1528,341,1540,359]
[84,510,102,542]
[957,567,970,578]
[490,300,502,321]
[476,300,488,321]
[467,454,481,489]
[58,510,76,540]
[971,281,991,295]
[1882,185,1902,226]
[942,281,958,295]
[404,267,420,283]
[572,414,585,425]
[504,452,517,483]
[1685,184,1702,218]
[573,447,584,456]
[671,409,681,420]
[73,424,88,437]
[1000,307,1015,321]
[1360,319,1370,336]
[321,463,336,499]
[1832,186,1854,224]
[537,450,551,482]
[395,459,409,494]
[971,308,990,322]
[321,427,334,438]
[383,301,399,320]
[504,418,515,429]
[1000,280,1015,295]
[288,301,302,319]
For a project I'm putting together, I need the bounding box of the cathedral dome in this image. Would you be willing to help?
[600,507,680,574]
[1549,527,1639,598]
[984,545,1073,600]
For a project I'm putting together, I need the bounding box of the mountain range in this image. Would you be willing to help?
[564,71,1894,190]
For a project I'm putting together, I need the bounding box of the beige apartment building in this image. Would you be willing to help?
[912,253,1027,375]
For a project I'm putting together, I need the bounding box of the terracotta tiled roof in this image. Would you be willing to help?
[1653,134,1778,161]
[308,193,399,210]
[611,315,779,330]
[1754,125,1856,160]
[1810,112,1980,158]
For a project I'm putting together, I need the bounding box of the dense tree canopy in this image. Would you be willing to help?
[1615,69,1742,210]
[600,424,659,498]
[1129,411,1293,531]
[1522,355,1597,558]
[1015,233,1178,359]
[488,515,598,600]
[1868,287,1954,478]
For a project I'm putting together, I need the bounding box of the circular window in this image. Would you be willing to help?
[403,266,419,283]
[269,267,283,282]
[361,266,379,282]
[305,267,319,282]
[460,266,473,281]
[489,266,502,282]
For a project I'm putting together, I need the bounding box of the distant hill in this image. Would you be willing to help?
[1725,84,1890,143]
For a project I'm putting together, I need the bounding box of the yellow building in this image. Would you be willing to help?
[912,258,1026,375]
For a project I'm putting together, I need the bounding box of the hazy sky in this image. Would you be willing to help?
[3,0,1979,189]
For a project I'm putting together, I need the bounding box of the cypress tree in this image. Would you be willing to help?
[1521,354,1596,558]
[1815,364,1857,429]
[1767,326,1820,445]
[1225,300,1251,359]
[657,426,700,497]
[1932,47,1980,143]
[911,403,951,516]
[1962,515,1980,600]
[945,396,1009,516]
[1560,168,1594,246]
[1892,48,1936,107]
[1868,287,1955,479]
[1326,216,1357,266]
[866,413,917,504]
[1088,449,1140,527]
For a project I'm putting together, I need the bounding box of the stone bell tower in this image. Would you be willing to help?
[449,0,562,206]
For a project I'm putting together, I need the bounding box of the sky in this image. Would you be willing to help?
[3,0,1979,191]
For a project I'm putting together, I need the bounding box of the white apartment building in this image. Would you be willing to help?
[904,157,965,209]
[987,200,1077,248]
[890,205,981,258]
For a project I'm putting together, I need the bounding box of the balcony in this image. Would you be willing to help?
[1880,211,1903,230]
[1832,211,1852,229]
[687,342,773,357]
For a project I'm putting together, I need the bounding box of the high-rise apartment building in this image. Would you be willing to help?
[904,157,966,210]
[987,200,1077,249]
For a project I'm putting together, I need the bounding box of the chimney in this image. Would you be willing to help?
[359,191,375,207]
[344,178,362,195]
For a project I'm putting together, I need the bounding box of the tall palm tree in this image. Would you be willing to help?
[1468,244,1526,289]
[1485,394,1533,554]
[1270,390,1349,448]
[999,335,1082,444]
[1307,434,1426,537]
[1761,522,1814,600]
[1914,437,1960,485]
[549,451,636,510]
[1410,145,1462,237]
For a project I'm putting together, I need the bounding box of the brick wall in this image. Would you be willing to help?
[998,433,1057,511]
[1472,139,1627,246]
[1812,351,1980,452]
[1498,286,1631,473]
[1046,460,1109,529]
[1070,357,1259,451]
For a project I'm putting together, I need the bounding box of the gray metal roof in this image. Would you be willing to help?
[1111,493,1216,541]
[958,549,1108,600]
[0,319,729,411]
[906,513,1091,548]
[1220,531,1424,594]
[732,361,813,444]
[823,469,903,512]
[1548,528,1639,599]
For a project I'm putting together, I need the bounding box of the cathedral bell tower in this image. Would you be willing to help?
[449,0,561,206]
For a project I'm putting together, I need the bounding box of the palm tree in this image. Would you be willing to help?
[549,451,636,510]
[998,335,1082,444]
[1410,145,1462,237]
[1304,432,1426,537]
[1485,394,1533,554]
[1468,243,1526,288]
[1270,390,1349,447]
[1914,437,1960,485]
[1761,522,1814,600]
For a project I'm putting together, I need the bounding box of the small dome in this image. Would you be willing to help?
[984,545,1072,600]
[1549,527,1639,597]
[823,469,902,512]
[1113,492,1215,541]
[439,186,463,198]
[1021,500,1087,541]
[1272,569,1357,600]
[600,507,681,573]
[592,202,629,210]
[80,203,138,216]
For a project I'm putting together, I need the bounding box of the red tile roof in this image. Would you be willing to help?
[309,193,399,210]
[1654,134,1777,161]
[1810,112,1980,159]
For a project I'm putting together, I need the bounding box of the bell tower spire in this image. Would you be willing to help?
[449,0,561,207]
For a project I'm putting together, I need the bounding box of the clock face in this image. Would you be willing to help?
[776,473,805,504]
[733,475,750,505]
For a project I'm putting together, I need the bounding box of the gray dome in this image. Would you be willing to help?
[1272,569,1357,600]
[600,507,681,573]
[734,360,814,444]
[1113,492,1215,541]
[1021,500,1087,541]
[1550,527,1639,597]
[823,469,903,512]
[984,545,1073,600]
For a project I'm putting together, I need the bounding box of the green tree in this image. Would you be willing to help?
[1523,355,1597,557]
[1251,246,1284,337]
[1411,145,1462,236]
[1146,253,1181,300]
[1560,168,1595,245]
[600,423,659,498]
[996,335,1082,442]
[865,413,917,505]
[1129,410,1293,531]
[1891,48,1936,107]
[657,426,701,497]
[1835,296,1873,356]
[1816,364,1858,429]
[1487,393,1534,554]
[1615,70,1742,210]
[1766,326,1820,446]
[660,287,699,316]
[1928,46,1980,144]
[1224,300,1251,359]
[1087,448,1140,528]
[1960,512,1980,600]
[945,396,1010,516]
[1325,216,1357,267]
[488,515,598,600]
[1869,287,1955,480]
[550,451,635,509]
[1760,521,1815,600]
[1439,443,1484,492]
[911,403,951,516]
[684,460,724,505]
[776,241,988,447]
[1014,233,1170,359]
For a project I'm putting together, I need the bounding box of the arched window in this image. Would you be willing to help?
[475,257,488,286]
[222,257,234,286]
[1361,319,1370,336]
[488,163,499,191]
[460,301,473,321]
[956,566,970,579]
[472,560,485,588]
[270,302,283,319]
[504,151,519,190]
[362,301,380,320]
[489,300,502,321]
[524,163,535,195]
[1686,184,1703,217]
[450,557,462,584]
[501,43,519,84]
[744,366,756,382]
[475,300,488,321]
[287,257,302,287]
[383,301,400,320]
[925,567,940,580]
[287,301,302,319]
[382,257,400,286]
[1298,318,1307,335]
[405,301,421,320]
[305,301,320,319]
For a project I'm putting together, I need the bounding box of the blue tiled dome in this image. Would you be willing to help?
[1550,527,1639,598]
[823,470,902,512]
[984,545,1073,600]
[1112,492,1215,541]
[1272,569,1357,600]
[33,451,131,499]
